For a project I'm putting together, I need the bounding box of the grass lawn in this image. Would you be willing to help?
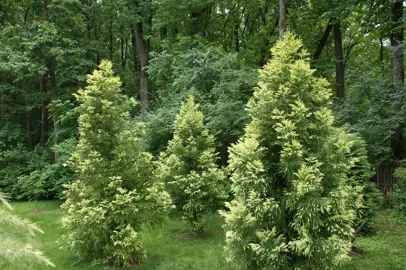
[6,200,406,269]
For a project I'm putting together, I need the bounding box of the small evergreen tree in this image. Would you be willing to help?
[0,192,54,268]
[221,33,366,269]
[61,61,171,266]
[157,95,228,234]
[346,133,382,231]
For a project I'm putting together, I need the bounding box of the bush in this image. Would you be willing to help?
[394,161,406,213]
[221,33,365,269]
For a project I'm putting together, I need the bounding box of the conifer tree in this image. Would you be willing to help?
[0,192,54,268]
[157,96,228,234]
[221,33,366,269]
[61,61,171,266]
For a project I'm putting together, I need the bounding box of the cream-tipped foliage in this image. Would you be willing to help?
[221,33,370,269]
[0,192,55,268]
[61,60,171,266]
[157,96,228,234]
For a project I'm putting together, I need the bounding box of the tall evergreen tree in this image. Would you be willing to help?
[61,60,171,266]
[157,96,228,234]
[221,33,365,269]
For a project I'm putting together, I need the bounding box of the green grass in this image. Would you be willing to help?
[8,201,232,270]
[6,201,406,269]
[343,211,406,270]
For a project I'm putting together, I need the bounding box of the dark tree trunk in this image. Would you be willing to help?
[124,38,128,69]
[47,58,60,163]
[313,19,332,61]
[109,21,113,60]
[279,0,286,40]
[131,26,137,74]
[121,37,128,69]
[333,20,345,98]
[135,21,149,110]
[25,80,33,149]
[390,0,404,84]
[109,1,113,61]
[0,77,3,123]
[390,0,405,161]
[160,27,167,40]
[95,25,100,65]
[40,75,49,145]
[380,36,385,79]
[121,38,125,68]
[235,23,240,52]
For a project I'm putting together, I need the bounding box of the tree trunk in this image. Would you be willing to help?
[95,25,100,65]
[235,23,240,52]
[313,19,332,61]
[390,0,404,85]
[390,0,404,161]
[47,58,60,163]
[333,20,345,98]
[279,0,286,40]
[40,75,49,145]
[131,26,138,74]
[135,21,149,110]
[380,35,385,80]
[25,79,33,149]
[121,37,128,69]
[0,77,3,123]
[109,1,113,61]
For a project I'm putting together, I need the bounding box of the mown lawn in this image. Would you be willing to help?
[7,200,406,269]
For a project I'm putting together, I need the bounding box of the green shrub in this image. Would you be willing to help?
[394,161,406,213]
[346,134,382,230]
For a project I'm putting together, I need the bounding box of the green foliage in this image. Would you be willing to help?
[0,140,75,200]
[157,96,228,234]
[0,192,54,268]
[393,161,406,213]
[61,60,171,266]
[221,33,366,269]
[17,170,46,208]
[147,40,257,160]
[346,133,382,231]
[335,76,406,166]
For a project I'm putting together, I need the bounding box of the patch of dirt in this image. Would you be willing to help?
[176,231,195,239]
[28,209,48,215]
[176,230,208,239]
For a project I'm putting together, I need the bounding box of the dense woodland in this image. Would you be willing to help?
[1,0,406,269]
